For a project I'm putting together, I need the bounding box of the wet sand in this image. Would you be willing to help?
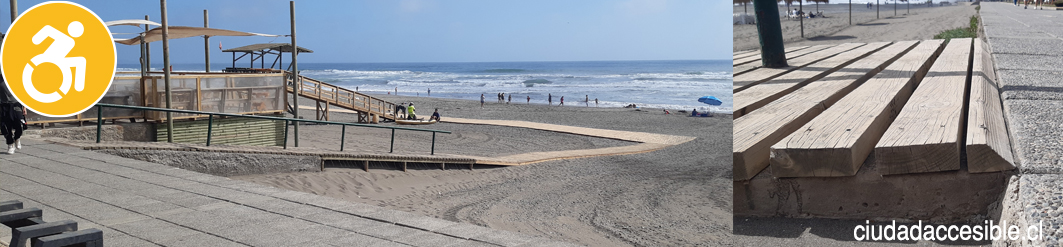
[735,3,978,52]
[234,95,731,246]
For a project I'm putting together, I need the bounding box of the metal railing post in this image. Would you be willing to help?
[390,129,395,153]
[283,120,289,149]
[206,114,214,146]
[340,125,346,151]
[431,132,436,155]
[96,106,102,143]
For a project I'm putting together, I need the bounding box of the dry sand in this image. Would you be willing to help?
[235,95,730,246]
[734,3,979,52]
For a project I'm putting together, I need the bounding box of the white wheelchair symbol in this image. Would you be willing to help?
[22,21,87,103]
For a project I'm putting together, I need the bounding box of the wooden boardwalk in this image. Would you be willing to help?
[733,39,1016,181]
[287,73,397,122]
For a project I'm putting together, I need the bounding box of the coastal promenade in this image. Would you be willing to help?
[980,3,1063,246]
[0,139,578,247]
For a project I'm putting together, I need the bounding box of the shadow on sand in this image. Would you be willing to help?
[808,35,858,41]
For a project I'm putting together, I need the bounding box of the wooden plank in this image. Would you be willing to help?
[734,43,864,90]
[733,42,891,119]
[966,39,1016,173]
[731,41,919,181]
[767,39,946,178]
[733,46,812,61]
[873,38,973,175]
[733,45,818,67]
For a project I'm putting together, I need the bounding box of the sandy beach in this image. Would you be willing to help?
[234,95,731,246]
[734,2,978,52]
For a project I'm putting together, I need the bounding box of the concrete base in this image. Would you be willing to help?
[735,155,1011,223]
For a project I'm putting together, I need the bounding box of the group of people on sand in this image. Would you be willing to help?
[789,8,824,19]
[481,93,601,108]
[394,102,440,122]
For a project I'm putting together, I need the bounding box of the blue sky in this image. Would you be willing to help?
[4,0,731,64]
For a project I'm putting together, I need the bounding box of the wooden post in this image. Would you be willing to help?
[363,160,368,172]
[204,9,210,72]
[753,0,788,68]
[145,15,151,71]
[8,0,15,23]
[799,0,803,38]
[290,1,299,147]
[161,0,173,142]
[849,0,852,25]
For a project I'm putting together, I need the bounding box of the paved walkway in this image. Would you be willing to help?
[981,3,1063,246]
[0,139,579,247]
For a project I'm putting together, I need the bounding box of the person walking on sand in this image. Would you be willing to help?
[481,94,486,109]
[559,96,564,106]
[585,95,589,107]
[508,94,512,104]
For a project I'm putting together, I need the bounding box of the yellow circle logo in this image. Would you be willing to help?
[1,1,116,117]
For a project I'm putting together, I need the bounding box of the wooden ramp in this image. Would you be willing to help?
[732,39,1017,181]
[766,40,945,178]
[732,46,811,65]
[731,41,918,181]
[732,42,891,119]
[966,39,1016,173]
[286,73,397,122]
[733,45,837,76]
[733,43,863,90]
[442,117,695,166]
[873,38,972,175]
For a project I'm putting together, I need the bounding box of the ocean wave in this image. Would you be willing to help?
[481,69,528,73]
[522,79,552,87]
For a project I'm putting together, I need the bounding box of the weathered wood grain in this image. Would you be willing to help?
[732,41,919,181]
[966,38,1016,173]
[734,43,863,90]
[874,38,973,175]
[734,44,844,76]
[733,45,816,67]
[733,42,891,119]
[768,39,946,178]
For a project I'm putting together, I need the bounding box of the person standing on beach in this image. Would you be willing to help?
[395,103,407,119]
[548,93,553,105]
[585,95,589,107]
[559,96,564,106]
[428,88,430,96]
[481,94,486,109]
[508,94,512,104]
[527,95,531,104]
[595,98,598,107]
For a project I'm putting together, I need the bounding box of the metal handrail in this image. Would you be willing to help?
[94,103,449,154]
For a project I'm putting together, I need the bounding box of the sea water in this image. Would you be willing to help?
[121,60,733,113]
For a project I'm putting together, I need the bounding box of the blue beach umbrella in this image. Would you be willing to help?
[699,96,722,106]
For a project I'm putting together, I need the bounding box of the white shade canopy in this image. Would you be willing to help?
[112,26,283,45]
